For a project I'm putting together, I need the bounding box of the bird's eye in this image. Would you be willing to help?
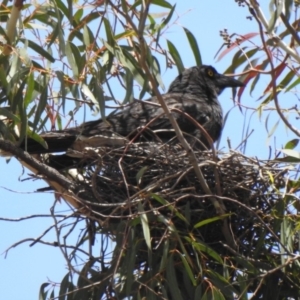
[207,69,214,77]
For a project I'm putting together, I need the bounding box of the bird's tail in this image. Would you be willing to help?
[20,132,78,154]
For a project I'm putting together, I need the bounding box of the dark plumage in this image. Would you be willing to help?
[22,65,243,155]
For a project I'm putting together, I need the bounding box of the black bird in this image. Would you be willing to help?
[21,65,244,155]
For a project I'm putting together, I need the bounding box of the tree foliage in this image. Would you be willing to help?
[1,0,300,299]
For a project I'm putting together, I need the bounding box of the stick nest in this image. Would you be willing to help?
[54,139,287,255]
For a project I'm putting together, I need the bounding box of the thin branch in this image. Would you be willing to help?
[0,140,74,190]
[249,6,300,138]
[0,140,93,211]
[280,12,300,46]
[249,0,300,63]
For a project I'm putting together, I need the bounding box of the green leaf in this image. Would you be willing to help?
[167,40,184,73]
[56,71,67,114]
[186,237,223,264]
[69,12,102,41]
[138,202,151,250]
[166,256,184,300]
[0,108,20,123]
[114,29,136,41]
[39,283,50,300]
[211,287,226,300]
[151,193,187,223]
[183,27,202,66]
[75,264,90,300]
[236,274,249,300]
[16,80,28,143]
[151,0,173,8]
[65,41,79,78]
[55,0,69,19]
[179,253,197,286]
[32,86,48,133]
[83,25,90,47]
[121,68,134,104]
[103,17,115,47]
[123,228,136,296]
[19,47,31,67]
[73,8,83,23]
[280,217,293,258]
[93,81,105,119]
[20,39,55,63]
[277,70,295,91]
[47,20,59,48]
[284,139,299,150]
[51,3,65,54]
[194,214,232,228]
[121,0,128,14]
[281,149,300,159]
[151,55,165,90]
[195,285,203,299]
[158,4,176,30]
[130,0,172,9]
[275,156,300,163]
[24,72,35,108]
[67,0,73,21]
[268,0,284,33]
[225,48,258,74]
[59,272,70,300]
[159,239,169,272]
[0,65,8,91]
[81,83,99,113]
[50,289,55,300]
[136,166,148,185]
[8,53,21,99]
[114,45,146,88]
[285,76,300,92]
[266,118,279,138]
[208,268,237,298]
[284,0,293,22]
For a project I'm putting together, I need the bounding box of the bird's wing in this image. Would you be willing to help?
[19,93,222,154]
[81,93,221,134]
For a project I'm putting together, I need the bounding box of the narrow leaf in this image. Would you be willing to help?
[32,86,47,132]
[216,33,259,62]
[194,214,231,229]
[59,272,70,300]
[167,40,184,73]
[81,83,99,112]
[183,27,202,66]
[158,4,176,30]
[166,257,184,300]
[179,253,197,286]
[136,166,148,185]
[281,149,300,159]
[151,0,173,8]
[39,283,50,300]
[65,41,79,78]
[0,108,20,123]
[83,25,90,47]
[122,68,134,104]
[285,76,300,93]
[138,202,151,250]
[20,39,55,63]
[284,0,293,22]
[284,139,299,150]
[24,72,35,107]
[93,82,105,119]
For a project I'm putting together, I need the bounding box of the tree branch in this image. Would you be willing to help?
[0,140,86,209]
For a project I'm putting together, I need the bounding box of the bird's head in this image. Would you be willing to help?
[168,65,244,97]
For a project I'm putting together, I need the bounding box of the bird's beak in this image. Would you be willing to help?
[217,74,244,89]
[215,74,244,95]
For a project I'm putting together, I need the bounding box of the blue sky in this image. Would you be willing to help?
[1,1,295,299]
